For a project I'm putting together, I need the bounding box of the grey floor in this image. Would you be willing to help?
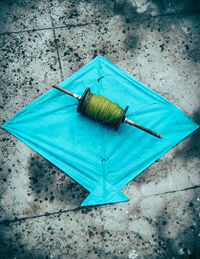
[0,0,200,258]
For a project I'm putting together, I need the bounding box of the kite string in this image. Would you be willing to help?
[81,90,124,127]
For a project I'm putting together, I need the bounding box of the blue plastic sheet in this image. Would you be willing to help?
[2,56,199,206]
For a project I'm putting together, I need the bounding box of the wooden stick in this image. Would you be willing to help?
[125,118,162,138]
[53,85,81,100]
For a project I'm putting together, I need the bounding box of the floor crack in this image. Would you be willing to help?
[143,185,200,198]
[1,185,199,225]
[0,206,83,225]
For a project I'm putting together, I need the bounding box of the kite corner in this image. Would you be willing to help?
[80,189,130,207]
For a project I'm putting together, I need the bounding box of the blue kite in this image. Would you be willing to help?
[2,56,199,206]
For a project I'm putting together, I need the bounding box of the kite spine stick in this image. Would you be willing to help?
[124,118,162,138]
[53,85,81,100]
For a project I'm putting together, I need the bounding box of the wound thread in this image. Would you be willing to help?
[81,90,124,127]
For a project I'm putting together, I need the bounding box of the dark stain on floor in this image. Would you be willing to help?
[175,128,200,161]
[28,154,89,208]
[133,157,172,186]
[174,107,200,161]
[152,189,200,258]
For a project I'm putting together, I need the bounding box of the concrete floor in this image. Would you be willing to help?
[0,0,200,258]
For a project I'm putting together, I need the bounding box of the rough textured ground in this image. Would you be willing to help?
[0,0,200,258]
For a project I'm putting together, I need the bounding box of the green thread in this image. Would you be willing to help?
[81,90,124,127]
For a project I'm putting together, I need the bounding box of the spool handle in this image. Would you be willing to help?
[53,85,81,100]
[124,118,162,138]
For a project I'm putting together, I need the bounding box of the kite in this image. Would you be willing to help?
[2,56,199,206]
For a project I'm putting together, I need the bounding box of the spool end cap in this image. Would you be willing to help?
[77,87,90,113]
[115,106,129,130]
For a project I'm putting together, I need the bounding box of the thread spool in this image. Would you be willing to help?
[53,85,162,138]
[77,87,128,130]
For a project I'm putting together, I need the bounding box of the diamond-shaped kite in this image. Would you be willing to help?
[2,56,199,206]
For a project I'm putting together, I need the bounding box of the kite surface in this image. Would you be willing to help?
[2,56,199,206]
